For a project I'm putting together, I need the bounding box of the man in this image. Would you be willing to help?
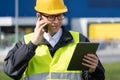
[3,0,105,80]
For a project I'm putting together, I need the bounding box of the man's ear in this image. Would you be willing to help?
[36,12,40,18]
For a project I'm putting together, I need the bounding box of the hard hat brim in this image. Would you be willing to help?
[35,7,68,15]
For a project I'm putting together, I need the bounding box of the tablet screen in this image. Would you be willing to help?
[67,42,99,70]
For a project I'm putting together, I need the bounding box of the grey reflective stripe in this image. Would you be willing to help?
[24,72,82,80]
[24,73,49,80]
[51,72,81,80]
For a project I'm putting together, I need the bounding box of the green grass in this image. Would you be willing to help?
[0,69,13,80]
[103,62,120,80]
[0,62,120,80]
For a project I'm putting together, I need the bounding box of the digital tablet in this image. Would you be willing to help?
[67,42,99,70]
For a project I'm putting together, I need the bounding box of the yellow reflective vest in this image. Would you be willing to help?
[23,31,82,80]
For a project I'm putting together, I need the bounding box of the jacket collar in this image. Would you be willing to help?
[40,26,73,46]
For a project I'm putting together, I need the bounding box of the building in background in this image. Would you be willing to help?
[1,0,120,49]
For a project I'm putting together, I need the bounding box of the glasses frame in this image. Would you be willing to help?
[41,13,64,21]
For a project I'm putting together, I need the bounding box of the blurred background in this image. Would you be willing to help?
[0,0,120,80]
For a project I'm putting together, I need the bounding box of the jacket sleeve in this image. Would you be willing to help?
[79,33,105,80]
[3,39,37,80]
[88,60,105,80]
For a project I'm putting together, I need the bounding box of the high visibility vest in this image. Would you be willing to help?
[23,31,82,80]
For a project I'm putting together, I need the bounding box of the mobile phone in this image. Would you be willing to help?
[43,25,48,32]
[38,15,48,32]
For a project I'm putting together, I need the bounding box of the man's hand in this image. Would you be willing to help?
[31,17,48,45]
[82,54,98,73]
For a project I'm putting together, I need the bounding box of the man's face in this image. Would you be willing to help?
[37,12,64,35]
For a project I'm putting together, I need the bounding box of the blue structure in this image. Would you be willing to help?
[1,0,120,29]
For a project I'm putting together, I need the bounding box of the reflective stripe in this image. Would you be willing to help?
[51,72,82,80]
[24,72,82,80]
[24,73,48,80]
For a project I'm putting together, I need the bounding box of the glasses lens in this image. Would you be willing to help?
[57,15,64,20]
[42,14,64,21]
[47,16,54,21]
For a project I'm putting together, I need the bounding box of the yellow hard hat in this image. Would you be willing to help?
[34,0,68,15]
